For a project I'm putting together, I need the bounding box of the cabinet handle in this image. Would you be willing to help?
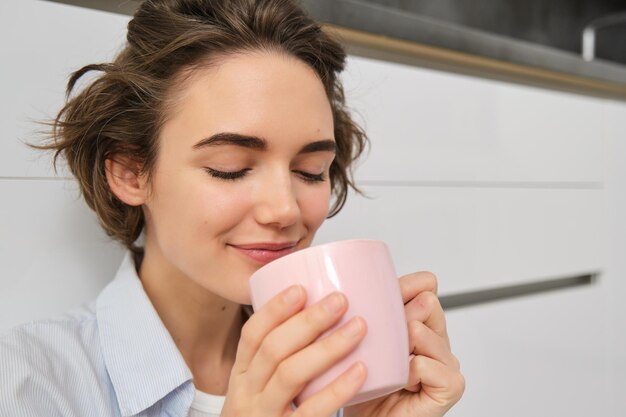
[582,12,626,61]
[440,273,598,310]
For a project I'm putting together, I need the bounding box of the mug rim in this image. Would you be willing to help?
[248,238,388,282]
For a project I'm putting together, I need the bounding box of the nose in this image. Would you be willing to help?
[253,169,300,228]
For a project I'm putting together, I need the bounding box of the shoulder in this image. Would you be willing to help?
[0,303,114,416]
[0,302,99,359]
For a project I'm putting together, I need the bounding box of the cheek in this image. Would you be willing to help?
[148,172,250,245]
[196,185,251,231]
[146,176,199,245]
[299,185,332,230]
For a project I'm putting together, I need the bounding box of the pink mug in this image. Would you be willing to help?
[248,239,409,407]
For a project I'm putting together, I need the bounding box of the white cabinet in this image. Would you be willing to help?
[444,284,610,417]
[316,186,605,294]
[343,55,605,184]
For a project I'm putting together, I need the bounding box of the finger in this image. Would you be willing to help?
[294,362,368,417]
[404,291,449,347]
[246,292,349,391]
[233,285,306,374]
[399,271,438,303]
[262,316,367,409]
[408,320,459,371]
[406,355,465,410]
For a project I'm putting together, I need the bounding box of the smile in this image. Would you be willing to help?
[228,242,298,265]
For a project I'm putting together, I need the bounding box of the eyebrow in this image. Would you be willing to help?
[192,132,336,154]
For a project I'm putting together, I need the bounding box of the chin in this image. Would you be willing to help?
[232,290,253,306]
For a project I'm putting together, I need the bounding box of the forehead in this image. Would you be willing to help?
[160,51,334,152]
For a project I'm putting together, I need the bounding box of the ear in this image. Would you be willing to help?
[105,156,149,206]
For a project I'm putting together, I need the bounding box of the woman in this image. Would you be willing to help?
[0,0,464,416]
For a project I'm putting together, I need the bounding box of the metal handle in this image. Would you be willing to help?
[582,11,626,61]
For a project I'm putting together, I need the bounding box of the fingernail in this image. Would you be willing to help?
[341,317,363,338]
[322,293,345,314]
[283,285,301,305]
[347,362,365,381]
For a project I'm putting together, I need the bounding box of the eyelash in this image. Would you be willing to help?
[297,171,326,183]
[204,168,325,183]
[204,167,251,181]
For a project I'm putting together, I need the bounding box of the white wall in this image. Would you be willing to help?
[0,0,127,330]
[2,1,624,416]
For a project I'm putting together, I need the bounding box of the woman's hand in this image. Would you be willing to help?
[344,272,465,417]
[221,285,368,417]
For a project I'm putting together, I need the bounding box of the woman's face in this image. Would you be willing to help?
[142,51,335,304]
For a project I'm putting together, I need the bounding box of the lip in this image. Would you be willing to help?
[229,241,298,265]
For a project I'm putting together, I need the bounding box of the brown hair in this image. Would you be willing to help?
[42,0,367,254]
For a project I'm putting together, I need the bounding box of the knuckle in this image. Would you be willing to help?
[420,291,439,310]
[274,362,298,388]
[422,272,439,293]
[410,355,425,374]
[410,321,427,341]
[452,372,466,399]
[257,339,282,364]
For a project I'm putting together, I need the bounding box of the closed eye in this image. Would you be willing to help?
[204,167,325,183]
[294,170,325,183]
[204,167,251,180]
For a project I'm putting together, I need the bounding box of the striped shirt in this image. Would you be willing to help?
[0,253,342,417]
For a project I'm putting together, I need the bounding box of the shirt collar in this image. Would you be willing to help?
[96,252,193,416]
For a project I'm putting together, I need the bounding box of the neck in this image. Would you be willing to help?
[138,244,243,395]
